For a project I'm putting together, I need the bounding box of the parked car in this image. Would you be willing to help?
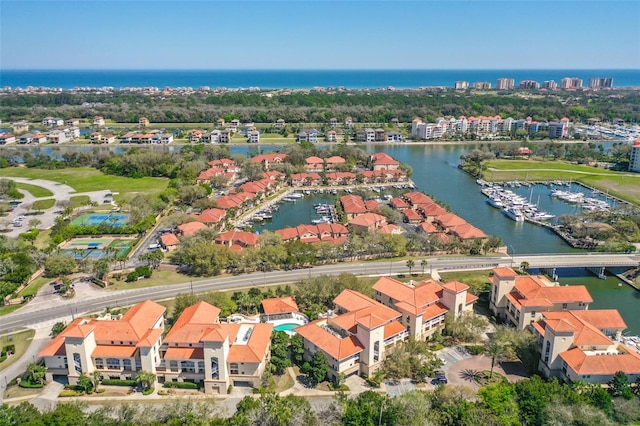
[431,370,448,385]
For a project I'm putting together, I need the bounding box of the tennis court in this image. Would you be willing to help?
[61,237,136,260]
[71,213,130,227]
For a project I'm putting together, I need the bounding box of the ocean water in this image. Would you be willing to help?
[1,69,639,90]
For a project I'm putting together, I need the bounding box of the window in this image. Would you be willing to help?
[169,361,178,371]
[230,363,239,375]
[211,358,219,379]
[122,359,132,370]
[73,353,82,375]
[562,303,568,310]
[181,361,195,373]
[197,361,204,372]
[106,358,120,370]
[95,358,104,369]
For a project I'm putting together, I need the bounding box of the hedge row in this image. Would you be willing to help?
[101,379,136,387]
[163,381,199,389]
[19,381,44,389]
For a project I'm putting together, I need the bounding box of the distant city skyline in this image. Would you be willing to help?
[1,1,639,70]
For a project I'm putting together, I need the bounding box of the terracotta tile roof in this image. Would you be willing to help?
[383,320,406,339]
[373,277,462,317]
[120,300,166,339]
[434,212,467,228]
[39,336,66,357]
[305,156,324,164]
[441,281,469,293]
[493,267,517,277]
[449,223,487,239]
[390,198,409,209]
[215,230,260,248]
[228,323,273,363]
[263,170,283,180]
[161,233,180,247]
[364,200,379,211]
[420,302,449,320]
[164,347,204,360]
[403,209,422,221]
[403,192,434,206]
[92,345,137,358]
[251,153,287,164]
[418,222,438,233]
[514,275,593,305]
[541,311,623,347]
[296,320,364,361]
[378,224,404,235]
[571,310,627,330]
[262,296,299,315]
[560,347,640,375]
[370,152,399,165]
[291,172,321,182]
[340,194,367,214]
[178,221,208,237]
[196,208,226,224]
[326,156,346,164]
[348,213,386,228]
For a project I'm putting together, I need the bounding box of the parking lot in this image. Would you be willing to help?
[437,345,473,367]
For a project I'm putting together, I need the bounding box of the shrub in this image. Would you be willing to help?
[157,390,169,396]
[3,344,15,353]
[366,377,382,388]
[163,381,199,389]
[142,387,154,395]
[96,388,106,393]
[101,379,136,387]
[60,389,83,397]
[227,385,233,394]
[466,345,484,355]
[0,355,6,363]
[429,344,444,351]
[19,381,44,389]
[126,272,139,282]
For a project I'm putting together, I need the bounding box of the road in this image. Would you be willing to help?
[1,252,638,333]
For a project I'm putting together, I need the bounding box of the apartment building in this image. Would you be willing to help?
[561,77,583,89]
[589,77,614,89]
[473,81,491,90]
[39,300,166,385]
[519,80,540,89]
[373,277,477,340]
[533,309,640,384]
[543,80,558,90]
[629,139,640,172]
[296,289,407,380]
[160,301,272,394]
[454,81,469,90]
[490,267,592,329]
[496,78,515,90]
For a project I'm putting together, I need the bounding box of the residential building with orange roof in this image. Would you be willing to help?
[378,224,404,235]
[389,197,409,210]
[369,152,400,170]
[348,213,387,234]
[305,156,324,172]
[325,156,346,169]
[177,221,209,237]
[214,192,254,211]
[373,276,477,340]
[449,223,487,240]
[402,192,434,209]
[160,233,180,251]
[490,267,592,329]
[39,300,166,385]
[214,230,260,251]
[340,194,367,219]
[296,289,407,380]
[403,209,422,224]
[532,309,640,384]
[260,296,304,322]
[193,208,226,226]
[160,301,273,394]
[274,223,348,245]
[325,171,356,186]
[291,172,322,186]
[250,153,287,170]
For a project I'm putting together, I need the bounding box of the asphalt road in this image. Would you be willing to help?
[1,252,637,333]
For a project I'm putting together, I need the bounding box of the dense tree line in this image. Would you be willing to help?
[0,235,41,302]
[2,90,639,124]
[2,372,639,425]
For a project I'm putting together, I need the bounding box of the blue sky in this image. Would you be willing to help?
[1,1,639,69]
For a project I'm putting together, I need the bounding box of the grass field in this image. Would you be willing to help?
[484,160,640,205]
[107,269,180,290]
[0,167,169,195]
[69,195,90,208]
[0,329,36,372]
[14,182,54,198]
[0,305,22,316]
[439,270,493,295]
[18,277,51,299]
[32,199,55,211]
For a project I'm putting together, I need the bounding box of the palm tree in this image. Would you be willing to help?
[406,259,415,276]
[420,259,428,276]
[135,370,156,391]
[520,261,529,272]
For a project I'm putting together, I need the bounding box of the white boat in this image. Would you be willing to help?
[289,192,305,199]
[487,197,504,208]
[503,207,525,222]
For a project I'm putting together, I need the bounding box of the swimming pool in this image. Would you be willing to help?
[273,323,299,332]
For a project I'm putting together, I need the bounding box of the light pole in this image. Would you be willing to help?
[509,245,515,268]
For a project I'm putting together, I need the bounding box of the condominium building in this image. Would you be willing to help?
[589,77,614,89]
[548,121,568,138]
[519,80,541,89]
[560,77,583,89]
[490,267,592,329]
[454,81,469,90]
[533,309,640,384]
[496,78,515,90]
[473,81,492,90]
[39,300,166,385]
[542,80,557,90]
[373,277,477,340]
[630,139,640,173]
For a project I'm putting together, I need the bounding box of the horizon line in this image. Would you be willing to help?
[2,67,639,72]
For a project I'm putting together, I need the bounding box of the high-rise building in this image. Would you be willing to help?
[454,81,469,90]
[496,78,515,90]
[589,77,614,89]
[560,77,583,89]
[519,80,541,89]
[542,80,557,89]
[630,139,640,173]
[473,81,492,90]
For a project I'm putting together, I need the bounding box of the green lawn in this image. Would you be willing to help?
[14,182,54,198]
[0,305,22,316]
[0,167,169,195]
[107,269,183,290]
[32,199,55,211]
[0,329,36,372]
[484,160,640,205]
[18,277,51,299]
[69,195,90,208]
[439,270,493,295]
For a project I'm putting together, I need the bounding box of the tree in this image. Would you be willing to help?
[308,351,329,385]
[136,370,156,391]
[78,373,94,394]
[140,250,163,269]
[44,254,76,277]
[484,326,512,378]
[608,371,633,399]
[406,259,415,275]
[92,258,110,280]
[420,259,428,276]
[92,370,102,393]
[24,362,47,385]
[269,331,291,375]
[28,218,41,230]
[520,261,529,272]
[51,321,66,336]
[290,333,305,366]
